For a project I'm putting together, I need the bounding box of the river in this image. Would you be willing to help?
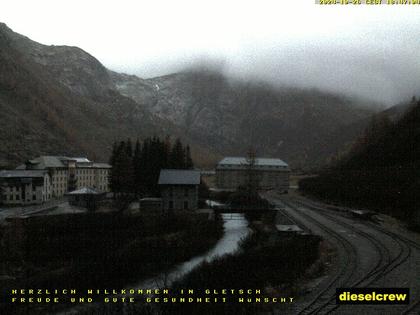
[138,212,251,288]
[55,212,250,314]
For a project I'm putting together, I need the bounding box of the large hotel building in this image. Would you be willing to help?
[0,156,111,205]
[215,157,290,192]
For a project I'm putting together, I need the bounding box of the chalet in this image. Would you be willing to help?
[158,169,200,211]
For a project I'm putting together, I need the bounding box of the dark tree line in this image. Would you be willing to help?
[109,137,194,197]
[300,98,420,225]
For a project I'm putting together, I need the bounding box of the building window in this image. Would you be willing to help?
[33,195,36,201]
[184,188,189,197]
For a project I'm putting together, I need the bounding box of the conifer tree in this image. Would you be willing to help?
[109,136,194,197]
[185,145,194,169]
[170,138,185,169]
[133,139,142,195]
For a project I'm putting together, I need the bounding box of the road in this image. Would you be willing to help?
[264,192,420,315]
[0,198,69,222]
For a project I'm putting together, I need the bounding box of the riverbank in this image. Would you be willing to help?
[0,210,223,314]
[157,228,321,315]
[95,215,321,315]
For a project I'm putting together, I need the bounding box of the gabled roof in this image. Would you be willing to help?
[92,163,112,169]
[69,157,91,163]
[218,157,288,167]
[158,169,201,185]
[27,156,66,169]
[16,156,110,170]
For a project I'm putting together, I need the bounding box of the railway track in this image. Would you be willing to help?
[288,196,420,315]
[277,198,392,314]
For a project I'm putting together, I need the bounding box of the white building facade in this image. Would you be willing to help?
[158,169,200,211]
[16,156,111,199]
[0,170,51,205]
[216,157,290,192]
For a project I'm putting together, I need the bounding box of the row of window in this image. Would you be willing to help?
[6,185,40,191]
[4,194,37,201]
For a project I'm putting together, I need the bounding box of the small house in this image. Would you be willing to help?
[66,187,105,211]
[158,169,200,211]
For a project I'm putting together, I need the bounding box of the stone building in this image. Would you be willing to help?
[0,170,51,205]
[17,156,111,198]
[158,169,200,211]
[216,157,290,192]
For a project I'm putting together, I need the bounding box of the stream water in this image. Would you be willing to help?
[138,213,250,288]
[55,212,250,314]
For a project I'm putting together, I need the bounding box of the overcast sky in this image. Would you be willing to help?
[2,0,420,105]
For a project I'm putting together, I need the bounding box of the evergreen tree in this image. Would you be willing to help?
[133,139,142,195]
[125,138,133,158]
[170,138,185,169]
[185,145,194,169]
[109,136,193,198]
[120,140,134,195]
[109,141,120,196]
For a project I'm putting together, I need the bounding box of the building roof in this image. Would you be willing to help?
[158,169,201,185]
[66,187,102,195]
[69,157,91,163]
[92,163,112,169]
[218,157,288,167]
[27,156,65,169]
[16,156,111,170]
[0,170,46,178]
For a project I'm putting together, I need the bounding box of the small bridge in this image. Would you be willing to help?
[213,207,276,220]
[214,207,275,213]
[219,213,246,220]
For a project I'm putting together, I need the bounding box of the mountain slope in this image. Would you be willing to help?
[300,100,420,224]
[112,70,376,168]
[0,23,180,167]
[0,23,376,169]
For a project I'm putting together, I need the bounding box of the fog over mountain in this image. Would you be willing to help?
[0,22,377,169]
[2,0,420,106]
